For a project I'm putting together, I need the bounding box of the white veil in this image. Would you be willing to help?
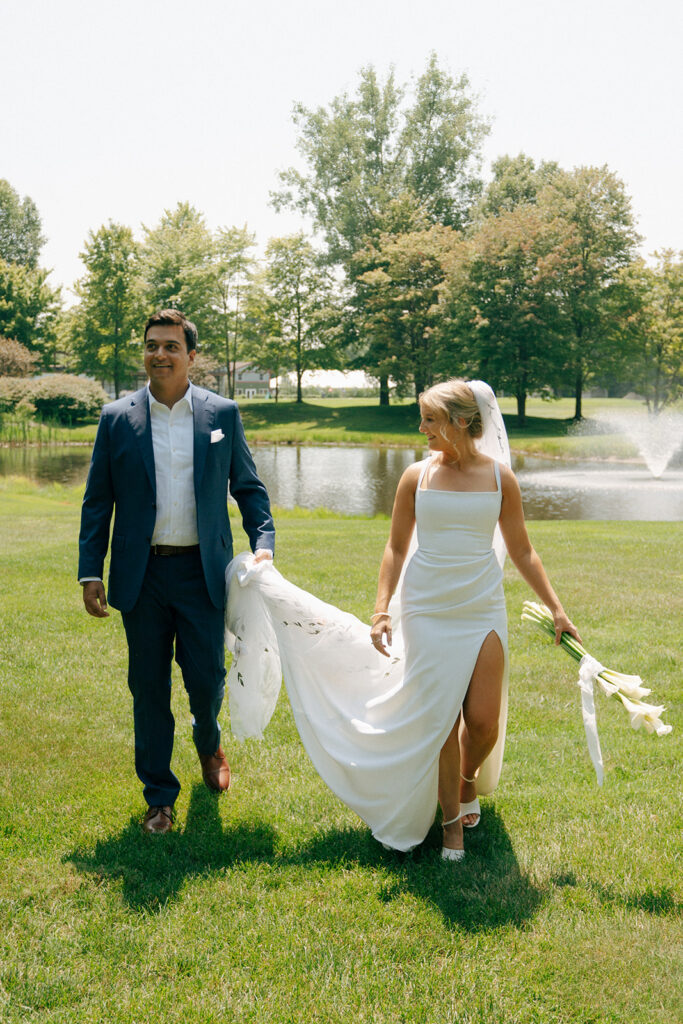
[468,379,511,568]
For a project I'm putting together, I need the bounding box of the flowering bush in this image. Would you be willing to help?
[0,373,108,423]
[0,375,33,413]
[0,337,38,377]
[29,374,108,423]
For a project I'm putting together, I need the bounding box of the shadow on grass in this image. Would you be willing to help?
[291,803,543,933]
[67,785,278,912]
[68,789,544,932]
[550,872,680,917]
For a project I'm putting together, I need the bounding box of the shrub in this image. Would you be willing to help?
[189,352,220,392]
[0,337,38,377]
[28,374,109,424]
[0,375,33,412]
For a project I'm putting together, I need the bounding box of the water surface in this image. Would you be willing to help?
[2,444,682,521]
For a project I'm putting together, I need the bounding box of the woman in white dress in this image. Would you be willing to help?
[369,379,580,861]
[225,379,580,861]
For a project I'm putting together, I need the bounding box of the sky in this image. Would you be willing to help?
[1,0,681,301]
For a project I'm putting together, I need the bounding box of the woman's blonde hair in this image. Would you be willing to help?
[419,379,483,439]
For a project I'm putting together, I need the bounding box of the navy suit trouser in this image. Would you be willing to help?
[121,548,225,808]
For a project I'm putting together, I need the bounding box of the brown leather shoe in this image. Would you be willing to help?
[142,805,174,834]
[198,746,231,792]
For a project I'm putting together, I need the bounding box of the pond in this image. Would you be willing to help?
[1,443,682,521]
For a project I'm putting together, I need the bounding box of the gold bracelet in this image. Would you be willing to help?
[370,612,391,620]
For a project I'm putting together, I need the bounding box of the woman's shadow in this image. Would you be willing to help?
[67,787,542,932]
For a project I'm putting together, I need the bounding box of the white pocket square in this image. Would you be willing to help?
[210,429,225,443]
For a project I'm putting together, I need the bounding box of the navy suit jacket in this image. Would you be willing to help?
[78,384,274,611]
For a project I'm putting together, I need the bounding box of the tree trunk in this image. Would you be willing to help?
[574,367,583,420]
[516,386,526,427]
[296,368,303,403]
[113,326,121,398]
[379,375,390,406]
[225,326,233,399]
[653,352,662,414]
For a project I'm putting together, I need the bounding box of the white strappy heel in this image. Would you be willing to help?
[460,772,481,829]
[441,814,466,862]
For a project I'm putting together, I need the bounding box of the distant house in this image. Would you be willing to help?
[233,362,271,399]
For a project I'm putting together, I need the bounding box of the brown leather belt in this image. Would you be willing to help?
[150,544,200,556]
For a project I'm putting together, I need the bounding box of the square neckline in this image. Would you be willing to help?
[418,457,501,495]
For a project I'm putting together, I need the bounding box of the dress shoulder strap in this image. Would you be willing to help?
[416,457,432,491]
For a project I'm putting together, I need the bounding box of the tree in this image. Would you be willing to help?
[273,55,488,402]
[0,258,61,364]
[0,179,45,270]
[441,205,571,424]
[139,202,215,340]
[188,351,221,392]
[615,251,683,412]
[477,153,561,218]
[209,225,256,397]
[70,222,143,397]
[0,336,38,376]
[538,166,640,419]
[240,273,291,402]
[352,224,458,399]
[402,55,489,228]
[0,181,60,363]
[265,234,340,402]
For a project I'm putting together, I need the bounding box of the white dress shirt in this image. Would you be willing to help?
[148,385,199,546]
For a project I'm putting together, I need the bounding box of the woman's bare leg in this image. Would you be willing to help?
[438,717,464,853]
[459,631,504,825]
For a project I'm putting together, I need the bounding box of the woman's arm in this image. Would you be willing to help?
[498,465,581,644]
[370,463,421,656]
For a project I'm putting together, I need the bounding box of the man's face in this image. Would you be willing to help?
[144,324,195,391]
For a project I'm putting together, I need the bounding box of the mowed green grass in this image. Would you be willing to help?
[0,480,680,1023]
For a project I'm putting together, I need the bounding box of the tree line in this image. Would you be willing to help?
[1,54,681,419]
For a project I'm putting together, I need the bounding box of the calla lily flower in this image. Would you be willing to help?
[522,600,671,739]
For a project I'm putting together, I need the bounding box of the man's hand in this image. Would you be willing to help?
[253,549,273,564]
[82,581,109,618]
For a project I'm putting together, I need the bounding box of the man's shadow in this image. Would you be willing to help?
[68,787,543,932]
[67,785,277,912]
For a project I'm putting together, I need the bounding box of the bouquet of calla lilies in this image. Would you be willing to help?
[522,601,672,737]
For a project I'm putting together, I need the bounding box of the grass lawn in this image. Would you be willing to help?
[1,395,657,460]
[0,480,681,1023]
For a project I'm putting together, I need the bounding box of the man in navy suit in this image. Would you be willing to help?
[79,309,274,833]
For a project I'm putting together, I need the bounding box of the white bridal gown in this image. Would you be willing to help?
[225,458,509,852]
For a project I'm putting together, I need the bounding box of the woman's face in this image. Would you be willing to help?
[419,404,462,453]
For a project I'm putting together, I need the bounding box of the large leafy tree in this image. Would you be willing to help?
[209,225,256,396]
[240,273,292,403]
[0,179,45,270]
[272,55,488,402]
[538,166,640,418]
[442,205,572,424]
[139,202,215,342]
[614,251,683,412]
[70,222,143,396]
[0,258,61,365]
[477,153,561,219]
[352,224,458,399]
[265,234,340,402]
[0,180,60,363]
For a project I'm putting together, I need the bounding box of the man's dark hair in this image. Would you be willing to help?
[144,309,198,353]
